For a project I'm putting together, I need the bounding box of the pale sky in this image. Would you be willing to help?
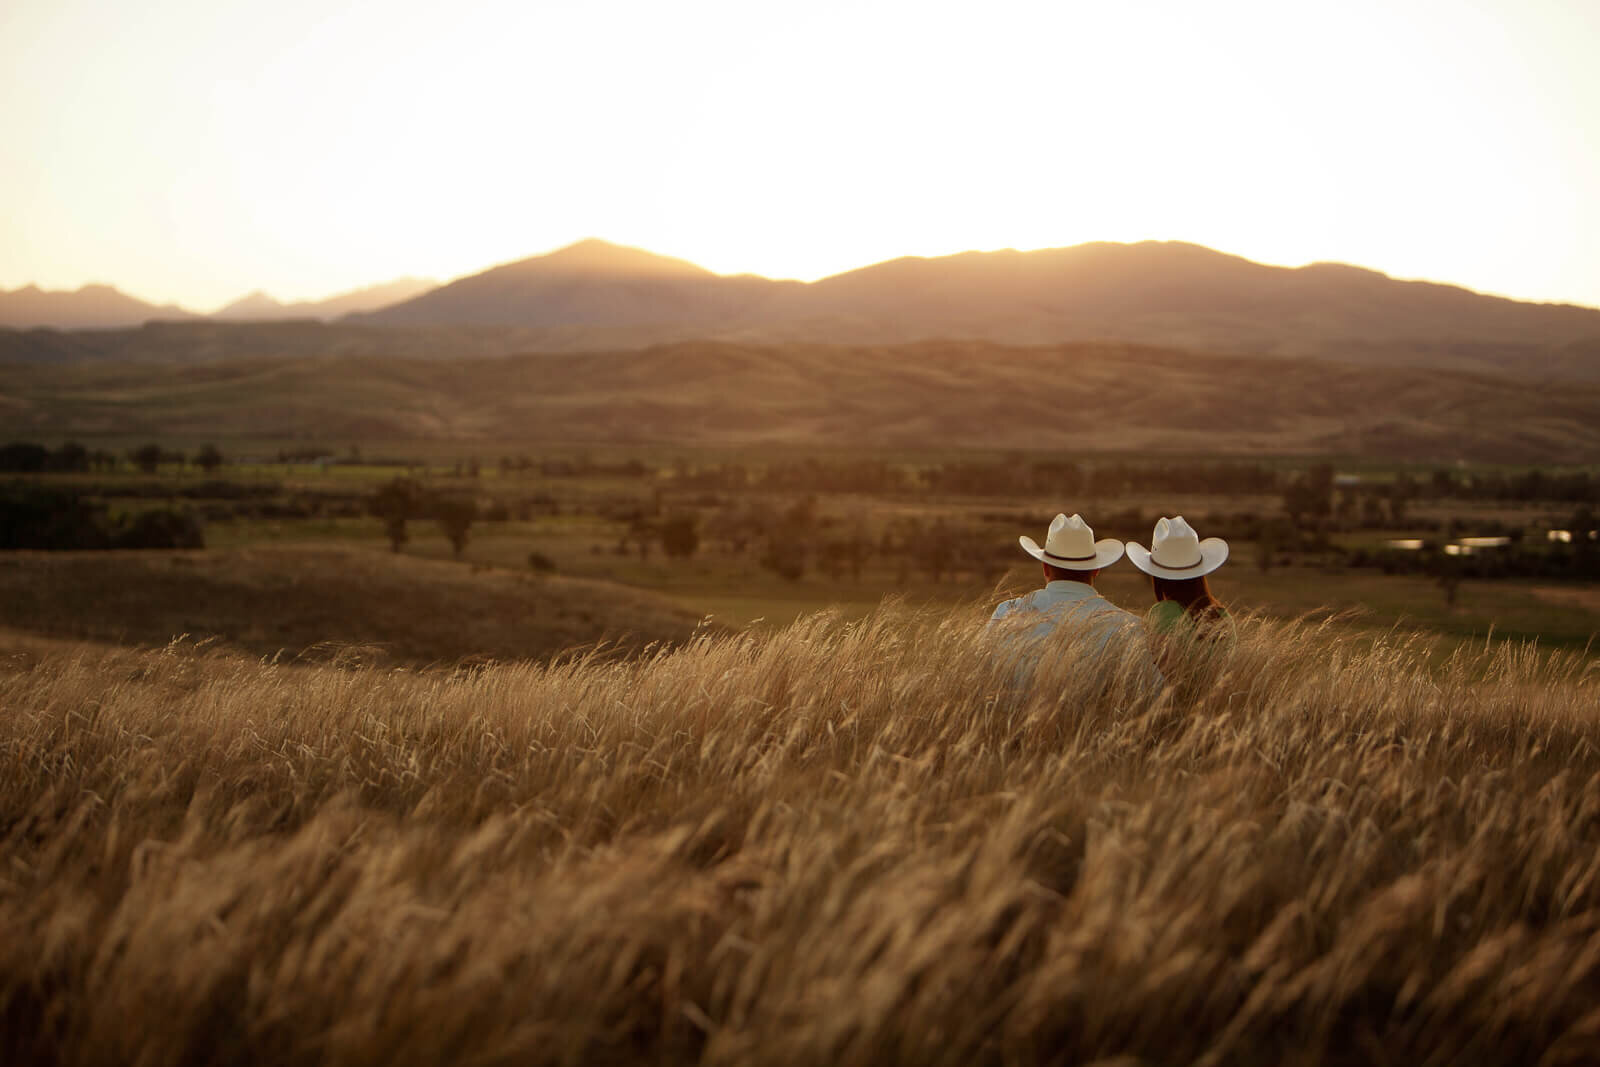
[2,0,1597,312]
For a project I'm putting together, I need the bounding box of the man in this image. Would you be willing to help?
[988,513,1163,691]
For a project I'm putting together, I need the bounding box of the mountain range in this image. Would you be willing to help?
[5,239,1600,383]
[0,284,198,330]
[350,239,1600,381]
[0,276,433,330]
[210,277,436,322]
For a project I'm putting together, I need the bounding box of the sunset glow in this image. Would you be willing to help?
[2,0,1596,310]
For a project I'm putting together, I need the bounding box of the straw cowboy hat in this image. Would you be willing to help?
[1127,516,1229,578]
[1020,513,1125,571]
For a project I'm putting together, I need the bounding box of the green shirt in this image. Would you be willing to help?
[1146,600,1231,636]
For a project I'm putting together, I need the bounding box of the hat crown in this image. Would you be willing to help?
[1149,515,1203,568]
[1043,513,1097,561]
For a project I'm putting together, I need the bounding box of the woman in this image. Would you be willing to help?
[1126,516,1231,635]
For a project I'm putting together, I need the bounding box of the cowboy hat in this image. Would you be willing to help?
[1020,513,1124,571]
[1127,516,1229,578]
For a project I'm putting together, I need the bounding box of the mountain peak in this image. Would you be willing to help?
[214,290,287,319]
[530,238,714,278]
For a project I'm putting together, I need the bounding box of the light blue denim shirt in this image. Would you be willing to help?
[988,580,1163,691]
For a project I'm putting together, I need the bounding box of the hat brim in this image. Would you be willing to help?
[1019,535,1125,571]
[1126,537,1229,579]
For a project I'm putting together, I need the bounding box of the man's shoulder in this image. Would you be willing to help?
[1083,595,1142,626]
[989,593,1035,621]
[1069,589,1134,614]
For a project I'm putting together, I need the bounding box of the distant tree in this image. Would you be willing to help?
[1279,465,1334,525]
[369,477,421,553]
[1307,463,1335,517]
[1571,506,1599,578]
[0,484,112,549]
[659,512,700,559]
[434,493,477,559]
[756,498,818,581]
[627,517,657,561]
[194,443,225,473]
[130,443,165,474]
[759,534,807,581]
[1256,518,1283,574]
[1361,494,1386,528]
[52,441,91,473]
[0,442,51,473]
[706,503,766,556]
[116,508,204,549]
[1429,548,1463,609]
[909,518,955,583]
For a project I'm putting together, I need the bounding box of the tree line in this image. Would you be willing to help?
[0,441,225,474]
[0,483,204,550]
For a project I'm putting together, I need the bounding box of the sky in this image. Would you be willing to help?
[2,0,1597,312]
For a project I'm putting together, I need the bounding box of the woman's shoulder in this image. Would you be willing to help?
[1145,600,1187,631]
[1146,600,1235,638]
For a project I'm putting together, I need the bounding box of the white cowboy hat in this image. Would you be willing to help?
[1019,513,1124,571]
[1126,516,1229,578]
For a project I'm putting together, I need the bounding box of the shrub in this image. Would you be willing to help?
[659,512,700,559]
[114,508,205,549]
[0,483,111,549]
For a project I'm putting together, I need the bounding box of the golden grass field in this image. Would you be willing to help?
[3,601,1599,1065]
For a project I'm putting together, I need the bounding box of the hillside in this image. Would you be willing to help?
[2,340,1598,462]
[0,283,196,329]
[349,239,1600,381]
[7,241,1600,381]
[0,320,563,366]
[0,547,707,665]
[353,238,796,329]
[747,244,1600,379]
[213,277,437,321]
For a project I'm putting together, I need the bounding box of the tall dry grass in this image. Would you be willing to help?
[1,602,1598,1066]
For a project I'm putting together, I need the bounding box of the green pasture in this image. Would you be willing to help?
[7,438,1596,656]
[193,505,1600,658]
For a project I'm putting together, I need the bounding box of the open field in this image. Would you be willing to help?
[0,547,706,667]
[2,437,1595,657]
[3,605,1599,1064]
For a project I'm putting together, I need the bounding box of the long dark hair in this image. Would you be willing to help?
[1151,575,1224,620]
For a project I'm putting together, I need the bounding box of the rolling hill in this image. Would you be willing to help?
[348,238,1600,381]
[350,238,794,329]
[3,340,1597,462]
[0,546,708,665]
[740,243,1600,379]
[212,277,437,321]
[0,283,197,329]
[10,240,1597,382]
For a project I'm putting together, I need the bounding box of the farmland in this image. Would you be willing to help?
[1,436,1595,658]
[2,602,1598,1064]
[2,432,1598,1064]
